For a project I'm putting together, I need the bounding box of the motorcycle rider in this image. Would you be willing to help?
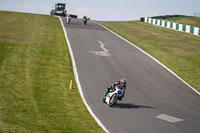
[66,14,71,23]
[83,16,87,24]
[103,78,126,103]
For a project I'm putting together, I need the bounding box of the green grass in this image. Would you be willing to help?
[0,11,104,133]
[166,17,200,28]
[97,20,200,92]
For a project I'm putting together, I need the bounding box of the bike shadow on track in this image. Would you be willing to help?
[113,103,155,109]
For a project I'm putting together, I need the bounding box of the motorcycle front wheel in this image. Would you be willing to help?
[108,94,118,107]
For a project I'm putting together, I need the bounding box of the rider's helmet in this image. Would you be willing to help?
[120,78,126,87]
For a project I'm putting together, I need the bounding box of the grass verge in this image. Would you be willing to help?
[97,20,200,92]
[0,11,104,133]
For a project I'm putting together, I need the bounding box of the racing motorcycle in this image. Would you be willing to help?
[83,18,87,25]
[67,16,71,24]
[103,85,124,107]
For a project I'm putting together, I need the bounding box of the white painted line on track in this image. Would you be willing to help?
[156,114,184,123]
[98,40,108,52]
[96,22,200,96]
[88,41,110,56]
[58,17,109,133]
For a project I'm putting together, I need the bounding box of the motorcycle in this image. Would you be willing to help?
[67,16,71,24]
[103,85,124,107]
[83,18,87,25]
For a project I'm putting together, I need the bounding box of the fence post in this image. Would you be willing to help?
[176,23,179,30]
[182,25,186,32]
[199,28,200,36]
[160,20,162,26]
[190,26,194,34]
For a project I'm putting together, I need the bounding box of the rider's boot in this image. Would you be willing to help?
[118,97,122,101]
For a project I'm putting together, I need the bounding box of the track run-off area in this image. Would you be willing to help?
[59,17,200,133]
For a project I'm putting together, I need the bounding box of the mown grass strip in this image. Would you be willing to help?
[0,11,104,133]
[97,20,200,92]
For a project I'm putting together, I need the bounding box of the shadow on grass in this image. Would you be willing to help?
[113,103,155,109]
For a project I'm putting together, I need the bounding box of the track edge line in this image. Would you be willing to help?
[59,17,110,133]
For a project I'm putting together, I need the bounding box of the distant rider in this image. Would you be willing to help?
[66,14,71,23]
[103,78,127,102]
[83,16,87,22]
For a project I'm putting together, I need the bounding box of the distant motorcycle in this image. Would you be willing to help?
[67,16,71,24]
[103,85,124,107]
[83,18,87,25]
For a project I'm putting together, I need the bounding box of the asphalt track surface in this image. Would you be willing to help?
[61,17,200,133]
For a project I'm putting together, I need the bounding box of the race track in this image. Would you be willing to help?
[61,17,200,133]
